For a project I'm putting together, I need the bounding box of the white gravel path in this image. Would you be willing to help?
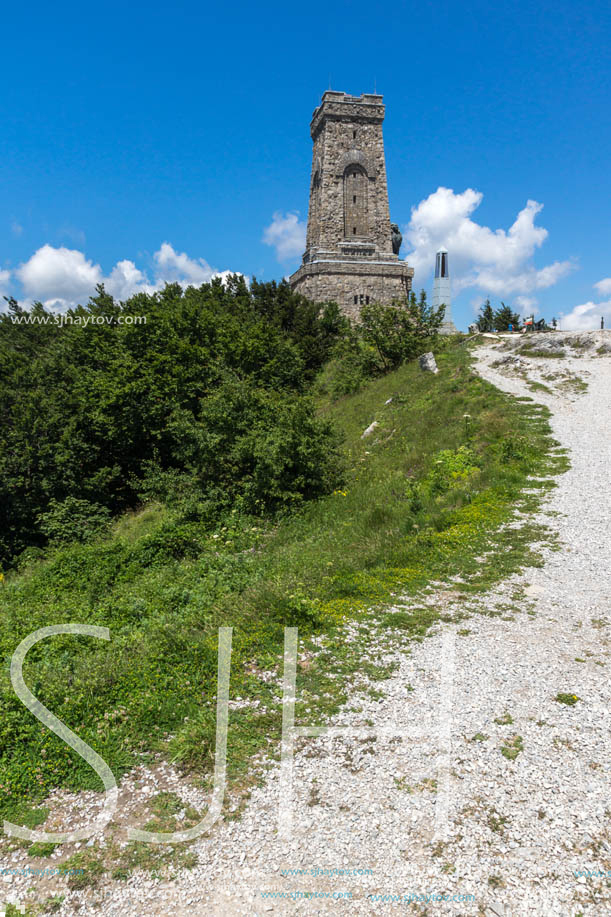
[4,333,610,917]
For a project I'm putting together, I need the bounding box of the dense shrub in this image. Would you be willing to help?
[0,279,345,567]
[318,290,446,398]
[359,289,446,371]
[1,281,446,566]
[37,497,112,545]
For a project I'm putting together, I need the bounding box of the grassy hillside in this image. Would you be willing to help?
[0,338,566,830]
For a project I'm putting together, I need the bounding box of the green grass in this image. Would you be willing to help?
[488,874,506,889]
[527,380,553,395]
[0,339,567,831]
[27,840,57,857]
[111,792,202,877]
[58,848,105,889]
[1,801,49,829]
[470,732,488,743]
[487,809,509,833]
[558,377,589,394]
[501,734,524,760]
[518,346,566,358]
[555,692,580,706]
[494,712,514,725]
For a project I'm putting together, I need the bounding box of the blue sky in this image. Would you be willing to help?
[1,0,610,329]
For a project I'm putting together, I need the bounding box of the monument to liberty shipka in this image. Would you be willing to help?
[289,91,414,320]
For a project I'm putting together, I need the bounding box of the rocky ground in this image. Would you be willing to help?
[3,331,611,916]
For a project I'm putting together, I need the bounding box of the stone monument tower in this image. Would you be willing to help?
[289,91,414,320]
[432,247,457,334]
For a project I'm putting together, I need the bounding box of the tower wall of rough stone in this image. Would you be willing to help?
[304,92,393,257]
[291,262,413,322]
[290,91,414,317]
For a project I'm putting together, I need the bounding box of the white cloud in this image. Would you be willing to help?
[105,260,155,300]
[211,270,247,287]
[17,245,103,310]
[560,299,611,331]
[594,277,611,296]
[154,242,218,285]
[514,295,538,312]
[262,212,306,261]
[558,277,611,330]
[404,187,574,300]
[152,244,245,290]
[12,242,240,311]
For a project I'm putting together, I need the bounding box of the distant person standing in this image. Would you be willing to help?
[602,316,605,330]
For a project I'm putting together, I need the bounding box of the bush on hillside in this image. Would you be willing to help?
[37,497,112,545]
[0,279,345,567]
[137,383,343,515]
[360,289,446,371]
[319,290,446,398]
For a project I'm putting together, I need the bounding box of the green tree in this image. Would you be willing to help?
[475,299,495,332]
[359,290,445,372]
[494,302,521,331]
[0,279,346,567]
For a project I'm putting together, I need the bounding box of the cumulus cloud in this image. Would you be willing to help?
[470,295,486,313]
[105,260,155,301]
[17,245,102,310]
[514,295,538,311]
[594,277,611,296]
[557,278,611,330]
[404,187,574,300]
[262,212,306,261]
[154,242,218,286]
[11,243,240,311]
[560,299,611,331]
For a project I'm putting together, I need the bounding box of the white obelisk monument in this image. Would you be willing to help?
[432,247,457,334]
